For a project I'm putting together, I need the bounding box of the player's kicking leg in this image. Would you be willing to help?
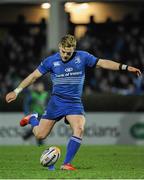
[20,113,56,139]
[61,115,85,170]
[20,113,56,170]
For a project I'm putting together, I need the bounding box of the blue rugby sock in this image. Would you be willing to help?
[64,136,82,164]
[48,164,55,171]
[29,114,39,128]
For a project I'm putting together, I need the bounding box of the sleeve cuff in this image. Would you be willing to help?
[92,58,99,67]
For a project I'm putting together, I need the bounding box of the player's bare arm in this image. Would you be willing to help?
[6,69,42,103]
[96,59,141,76]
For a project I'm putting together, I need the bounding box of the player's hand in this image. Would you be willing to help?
[5,91,17,103]
[127,66,141,76]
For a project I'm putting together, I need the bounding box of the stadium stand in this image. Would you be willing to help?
[0,8,144,102]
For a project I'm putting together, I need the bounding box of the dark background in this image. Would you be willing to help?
[0,0,144,112]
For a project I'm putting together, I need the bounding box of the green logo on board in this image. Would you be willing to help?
[130,123,144,139]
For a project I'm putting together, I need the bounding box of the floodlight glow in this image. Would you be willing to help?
[65,2,75,10]
[41,3,51,9]
[79,3,89,9]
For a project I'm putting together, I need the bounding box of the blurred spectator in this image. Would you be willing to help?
[1,10,144,96]
[0,15,47,97]
[77,10,144,95]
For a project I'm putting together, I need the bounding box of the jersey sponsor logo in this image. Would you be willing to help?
[75,57,81,64]
[53,61,60,67]
[65,67,73,72]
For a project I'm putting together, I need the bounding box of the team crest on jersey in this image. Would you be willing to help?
[75,57,81,64]
[53,61,60,67]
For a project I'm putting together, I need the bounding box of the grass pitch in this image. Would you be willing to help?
[0,145,144,179]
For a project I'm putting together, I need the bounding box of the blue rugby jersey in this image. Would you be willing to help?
[37,51,99,101]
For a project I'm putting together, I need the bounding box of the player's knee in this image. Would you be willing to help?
[35,132,47,140]
[74,126,84,136]
[79,126,84,134]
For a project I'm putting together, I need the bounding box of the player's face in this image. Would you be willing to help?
[59,46,75,61]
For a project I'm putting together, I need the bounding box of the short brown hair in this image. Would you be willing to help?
[59,34,77,48]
